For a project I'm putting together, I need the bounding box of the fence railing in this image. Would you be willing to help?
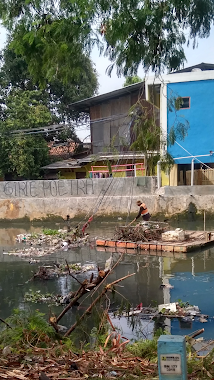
[89,163,145,178]
[186,169,214,185]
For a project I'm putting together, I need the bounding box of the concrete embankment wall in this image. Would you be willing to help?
[0,178,214,220]
[0,177,156,220]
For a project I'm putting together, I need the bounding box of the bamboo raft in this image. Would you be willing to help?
[96,230,214,253]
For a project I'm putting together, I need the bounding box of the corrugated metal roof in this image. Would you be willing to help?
[94,153,145,160]
[69,82,144,112]
[42,152,146,170]
[42,159,82,170]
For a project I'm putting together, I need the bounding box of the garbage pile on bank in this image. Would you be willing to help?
[0,338,157,380]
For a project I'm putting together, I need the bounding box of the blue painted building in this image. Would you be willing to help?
[146,63,214,185]
[167,79,214,164]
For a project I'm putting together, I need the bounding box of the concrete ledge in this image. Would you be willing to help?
[156,185,214,196]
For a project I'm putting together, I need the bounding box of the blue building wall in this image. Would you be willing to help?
[167,79,214,164]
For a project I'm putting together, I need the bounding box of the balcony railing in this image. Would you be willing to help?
[89,163,145,178]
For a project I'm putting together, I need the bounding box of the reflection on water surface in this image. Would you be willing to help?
[0,220,214,341]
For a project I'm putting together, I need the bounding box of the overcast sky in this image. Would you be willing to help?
[0,24,214,139]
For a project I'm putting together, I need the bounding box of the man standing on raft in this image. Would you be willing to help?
[132,200,151,223]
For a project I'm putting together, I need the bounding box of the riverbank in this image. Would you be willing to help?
[0,309,213,380]
[0,310,158,380]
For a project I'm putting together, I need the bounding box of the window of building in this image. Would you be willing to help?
[179,97,190,109]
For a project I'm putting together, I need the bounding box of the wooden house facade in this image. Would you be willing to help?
[42,83,160,179]
[71,82,159,154]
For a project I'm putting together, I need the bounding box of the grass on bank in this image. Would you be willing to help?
[0,309,214,379]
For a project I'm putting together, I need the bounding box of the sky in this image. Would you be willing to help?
[0,24,214,139]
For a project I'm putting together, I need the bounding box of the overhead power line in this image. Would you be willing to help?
[11,124,75,136]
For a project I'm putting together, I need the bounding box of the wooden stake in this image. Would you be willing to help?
[65,259,83,286]
[204,210,206,232]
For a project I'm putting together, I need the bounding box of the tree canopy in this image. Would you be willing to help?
[0,0,213,81]
[0,43,98,179]
[123,76,142,87]
[0,90,51,179]
[0,45,98,124]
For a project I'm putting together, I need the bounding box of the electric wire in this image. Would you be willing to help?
[97,156,134,220]
[126,158,136,224]
[87,90,148,221]
[75,153,128,227]
[172,138,214,170]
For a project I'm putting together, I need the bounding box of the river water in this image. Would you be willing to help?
[0,219,214,342]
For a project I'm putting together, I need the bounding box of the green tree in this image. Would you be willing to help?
[102,0,214,75]
[123,76,142,87]
[2,90,52,129]
[0,1,96,86]
[130,101,160,175]
[0,44,98,167]
[0,90,52,179]
[0,45,98,125]
[0,0,213,79]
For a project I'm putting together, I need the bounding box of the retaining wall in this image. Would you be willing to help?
[0,178,214,220]
[0,177,156,220]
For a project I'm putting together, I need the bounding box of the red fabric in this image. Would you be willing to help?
[82,223,88,234]
[82,215,93,234]
[136,302,143,310]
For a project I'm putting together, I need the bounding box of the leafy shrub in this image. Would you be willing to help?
[127,328,167,362]
[127,338,158,362]
[0,309,55,350]
[42,229,59,236]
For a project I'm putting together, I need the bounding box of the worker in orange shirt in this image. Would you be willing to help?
[133,200,151,223]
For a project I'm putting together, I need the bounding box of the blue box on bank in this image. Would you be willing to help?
[158,335,187,380]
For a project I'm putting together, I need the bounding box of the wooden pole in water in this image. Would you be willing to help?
[204,210,206,232]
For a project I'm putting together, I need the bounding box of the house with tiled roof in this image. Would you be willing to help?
[48,140,76,160]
